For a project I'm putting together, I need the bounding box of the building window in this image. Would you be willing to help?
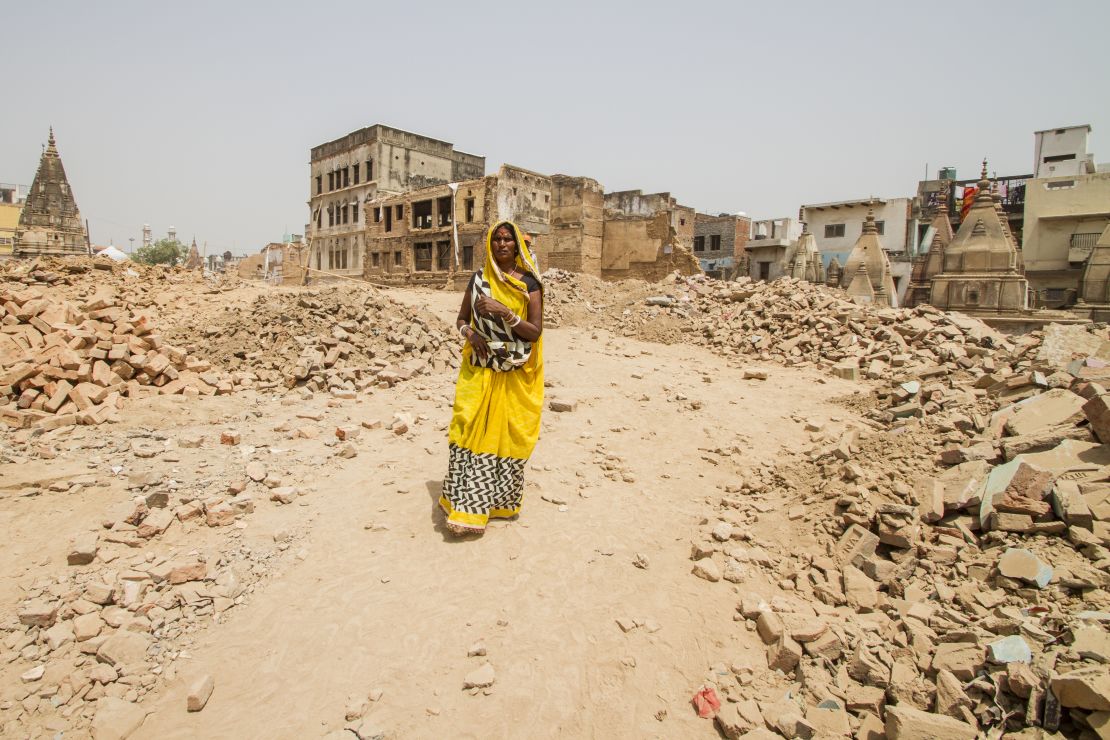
[465,198,475,223]
[342,204,349,225]
[436,241,451,270]
[385,207,392,232]
[710,235,721,251]
[371,252,380,268]
[413,200,433,229]
[352,202,359,224]
[395,205,403,220]
[462,244,474,269]
[374,207,381,223]
[693,236,705,252]
[367,159,373,181]
[394,250,402,267]
[874,220,885,235]
[680,218,686,226]
[328,172,335,191]
[327,205,334,227]
[415,243,432,271]
[966,289,979,305]
[437,197,452,227]
[316,175,322,194]
[825,224,846,238]
[1043,153,1076,163]
[353,163,360,184]
[342,168,350,188]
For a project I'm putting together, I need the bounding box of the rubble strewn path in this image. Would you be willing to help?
[127,310,862,739]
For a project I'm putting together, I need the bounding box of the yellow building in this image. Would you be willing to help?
[0,183,27,256]
[1022,171,1110,306]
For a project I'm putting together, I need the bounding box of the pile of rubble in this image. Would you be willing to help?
[164,286,457,395]
[1,285,238,430]
[686,296,1110,736]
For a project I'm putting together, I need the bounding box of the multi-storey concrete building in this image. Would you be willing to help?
[306,125,484,279]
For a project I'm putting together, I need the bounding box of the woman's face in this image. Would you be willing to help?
[492,225,517,263]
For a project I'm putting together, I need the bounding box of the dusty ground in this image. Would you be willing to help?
[1,284,867,739]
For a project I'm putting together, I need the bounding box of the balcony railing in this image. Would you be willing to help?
[1071,232,1102,250]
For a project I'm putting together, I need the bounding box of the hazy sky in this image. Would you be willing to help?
[6,0,1109,255]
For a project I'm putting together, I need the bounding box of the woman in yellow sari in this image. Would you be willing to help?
[441,221,544,535]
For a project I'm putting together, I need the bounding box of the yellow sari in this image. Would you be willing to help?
[440,221,544,531]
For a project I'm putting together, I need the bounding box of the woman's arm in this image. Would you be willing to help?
[475,291,543,342]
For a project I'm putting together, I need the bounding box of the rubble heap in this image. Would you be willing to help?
[688,310,1110,736]
[1,285,238,430]
[164,286,458,395]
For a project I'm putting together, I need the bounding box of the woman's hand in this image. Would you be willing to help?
[475,295,511,320]
[467,330,491,362]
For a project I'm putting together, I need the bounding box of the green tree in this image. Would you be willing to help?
[133,238,186,266]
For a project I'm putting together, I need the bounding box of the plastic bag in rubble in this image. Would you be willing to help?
[691,685,720,718]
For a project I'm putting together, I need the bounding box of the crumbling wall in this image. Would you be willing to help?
[601,213,700,282]
[546,176,603,276]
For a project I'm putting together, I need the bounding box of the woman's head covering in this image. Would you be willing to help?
[483,220,542,296]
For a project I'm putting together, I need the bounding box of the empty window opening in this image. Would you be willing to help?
[366,159,373,180]
[374,207,381,223]
[874,220,885,235]
[414,243,433,271]
[413,200,433,229]
[710,235,721,251]
[825,223,846,238]
[353,163,360,184]
[693,236,705,252]
[371,252,380,268]
[465,198,475,223]
[437,197,452,227]
[680,218,686,226]
[342,168,350,188]
[395,205,404,220]
[1043,153,1076,163]
[436,241,451,271]
[462,244,474,269]
[352,203,359,224]
[327,205,334,227]
[316,175,322,194]
[759,262,770,280]
[393,250,402,267]
[385,206,392,232]
[328,172,335,191]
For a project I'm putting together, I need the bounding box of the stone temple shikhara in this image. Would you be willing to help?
[14,128,88,258]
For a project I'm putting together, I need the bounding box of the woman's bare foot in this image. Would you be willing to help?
[446,522,482,537]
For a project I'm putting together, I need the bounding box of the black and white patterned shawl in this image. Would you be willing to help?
[467,270,533,372]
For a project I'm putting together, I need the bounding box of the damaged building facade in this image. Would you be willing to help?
[306,125,484,279]
[362,165,551,287]
[307,124,700,287]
